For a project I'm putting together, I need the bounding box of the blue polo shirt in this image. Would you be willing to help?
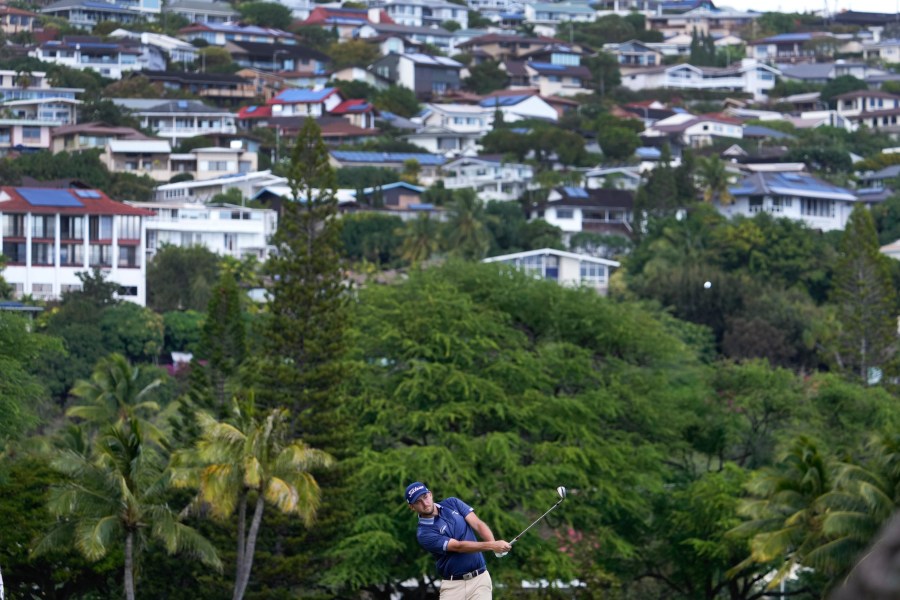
[416,497,487,579]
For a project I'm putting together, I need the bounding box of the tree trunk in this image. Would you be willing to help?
[124,530,135,600]
[233,494,265,600]
[233,493,247,600]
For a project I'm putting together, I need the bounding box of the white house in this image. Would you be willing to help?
[440,156,535,201]
[722,171,861,232]
[154,170,284,203]
[483,248,620,295]
[620,59,780,101]
[128,201,276,261]
[643,112,743,148]
[532,186,635,240]
[478,91,559,122]
[377,0,468,29]
[111,98,237,144]
[0,187,153,305]
[31,37,143,80]
[102,142,257,182]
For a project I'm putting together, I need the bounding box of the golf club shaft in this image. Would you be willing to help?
[510,499,564,545]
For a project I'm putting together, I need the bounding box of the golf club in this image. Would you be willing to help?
[495,486,567,557]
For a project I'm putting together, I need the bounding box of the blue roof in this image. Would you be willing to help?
[562,186,589,198]
[743,124,795,140]
[499,12,524,19]
[759,33,815,43]
[331,151,446,166]
[274,87,335,103]
[635,147,662,159]
[479,94,530,107]
[17,188,83,207]
[529,62,566,71]
[409,203,435,210]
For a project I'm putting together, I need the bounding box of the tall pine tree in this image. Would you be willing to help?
[261,117,349,447]
[200,270,246,408]
[830,205,898,384]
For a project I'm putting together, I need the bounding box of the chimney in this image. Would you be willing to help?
[368,8,381,24]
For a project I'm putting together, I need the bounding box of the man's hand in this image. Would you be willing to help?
[490,540,512,553]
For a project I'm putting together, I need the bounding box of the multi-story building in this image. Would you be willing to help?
[137,71,256,106]
[111,98,237,144]
[0,4,38,35]
[0,70,83,104]
[129,201,276,261]
[51,122,150,153]
[177,22,297,46]
[164,0,237,24]
[154,170,284,203]
[0,187,153,305]
[620,58,780,101]
[0,118,61,155]
[372,0,467,29]
[440,156,535,202]
[108,29,199,68]
[369,52,463,100]
[102,142,257,182]
[646,6,759,37]
[723,171,862,231]
[40,0,149,30]
[31,37,142,80]
[1,97,80,125]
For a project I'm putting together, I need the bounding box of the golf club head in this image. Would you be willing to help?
[494,551,508,558]
[557,486,567,500]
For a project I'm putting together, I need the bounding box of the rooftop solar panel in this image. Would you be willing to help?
[18,188,83,207]
[73,189,101,198]
[563,186,589,198]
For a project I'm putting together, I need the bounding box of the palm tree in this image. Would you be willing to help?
[442,190,491,260]
[728,437,834,589]
[696,155,733,205]
[808,434,900,579]
[399,214,440,266]
[35,420,221,600]
[171,399,334,600]
[68,353,166,443]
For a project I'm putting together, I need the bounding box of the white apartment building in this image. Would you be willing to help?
[440,156,535,202]
[102,142,258,182]
[154,170,285,204]
[129,201,277,261]
[0,187,152,305]
[620,59,780,101]
[31,37,143,80]
[111,98,237,144]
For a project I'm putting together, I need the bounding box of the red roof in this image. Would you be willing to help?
[237,105,272,119]
[330,99,373,114]
[0,187,154,216]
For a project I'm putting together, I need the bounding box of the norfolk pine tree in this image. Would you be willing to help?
[830,205,898,384]
[200,270,246,408]
[261,117,349,444]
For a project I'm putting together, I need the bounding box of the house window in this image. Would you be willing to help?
[800,198,835,218]
[32,215,54,238]
[432,82,448,94]
[749,197,763,213]
[31,282,52,295]
[89,215,113,240]
[89,244,112,266]
[60,243,84,266]
[2,214,24,236]
[118,245,138,268]
[31,242,53,265]
[22,126,40,141]
[117,286,138,296]
[119,216,140,239]
[580,262,607,283]
[556,209,574,219]
[2,241,26,263]
[517,254,543,277]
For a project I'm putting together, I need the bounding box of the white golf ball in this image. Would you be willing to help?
[704,281,712,289]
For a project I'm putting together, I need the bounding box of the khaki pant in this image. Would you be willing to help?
[440,570,493,600]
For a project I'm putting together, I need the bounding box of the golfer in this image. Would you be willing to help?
[406,482,511,600]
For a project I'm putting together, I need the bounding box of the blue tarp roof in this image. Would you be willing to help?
[635,147,662,159]
[479,94,530,107]
[274,87,335,103]
[331,151,446,166]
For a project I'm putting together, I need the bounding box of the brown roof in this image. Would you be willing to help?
[834,89,900,101]
[51,121,149,139]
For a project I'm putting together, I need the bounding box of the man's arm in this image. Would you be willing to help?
[445,512,510,554]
